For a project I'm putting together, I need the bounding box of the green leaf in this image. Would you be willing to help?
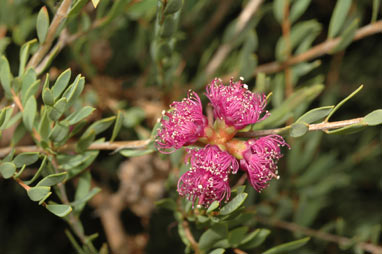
[207,201,220,213]
[239,229,270,249]
[46,204,72,217]
[254,84,324,129]
[18,39,37,76]
[85,116,115,135]
[0,56,13,97]
[110,110,123,142]
[289,122,308,137]
[273,0,286,23]
[328,0,352,38]
[364,110,382,126]
[0,107,7,127]
[371,0,381,23]
[120,149,155,157]
[326,123,367,135]
[332,18,359,53]
[296,106,334,124]
[219,193,248,216]
[209,248,225,254]
[263,237,310,254]
[77,130,96,152]
[21,80,40,106]
[0,162,16,179]
[164,0,183,15]
[52,69,71,100]
[49,97,68,121]
[73,171,91,214]
[27,186,51,201]
[37,172,68,187]
[38,109,51,141]
[228,226,249,247]
[24,156,47,185]
[326,85,363,121]
[290,0,311,23]
[68,0,89,18]
[22,96,37,131]
[155,198,177,211]
[71,187,101,208]
[65,106,95,125]
[36,6,49,43]
[160,16,176,38]
[42,88,54,106]
[13,152,39,167]
[199,223,228,251]
[49,123,69,143]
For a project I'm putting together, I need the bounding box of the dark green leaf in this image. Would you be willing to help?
[49,97,68,121]
[48,123,69,143]
[24,156,47,185]
[36,6,49,43]
[52,69,71,100]
[207,201,220,213]
[239,229,271,249]
[27,186,51,201]
[0,162,16,179]
[328,0,352,38]
[199,223,228,251]
[37,172,68,187]
[65,106,95,125]
[290,0,311,23]
[296,106,334,124]
[371,0,380,23]
[0,56,13,97]
[120,149,155,157]
[332,18,359,53]
[228,226,249,247]
[42,88,54,106]
[13,152,39,167]
[364,110,382,126]
[155,198,177,211]
[160,16,176,38]
[46,204,72,217]
[38,109,51,141]
[77,130,96,152]
[0,108,7,126]
[263,237,310,254]
[289,122,308,137]
[164,0,183,15]
[209,248,225,254]
[22,96,37,131]
[219,193,248,216]
[110,110,123,142]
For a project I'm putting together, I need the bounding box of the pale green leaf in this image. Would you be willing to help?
[0,162,16,179]
[37,172,68,187]
[328,0,352,38]
[13,152,39,167]
[52,69,71,100]
[27,186,51,201]
[219,193,248,216]
[364,109,382,126]
[36,6,50,43]
[46,204,72,217]
[22,96,37,131]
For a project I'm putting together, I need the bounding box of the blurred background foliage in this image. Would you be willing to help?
[0,0,381,253]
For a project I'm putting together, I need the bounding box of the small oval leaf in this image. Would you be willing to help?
[219,193,248,216]
[290,122,308,137]
[296,106,334,124]
[0,162,16,179]
[46,204,72,217]
[37,172,68,187]
[364,109,382,126]
[36,6,50,43]
[22,96,37,131]
[27,186,51,201]
[13,152,39,167]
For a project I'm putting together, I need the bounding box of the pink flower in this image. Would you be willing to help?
[177,145,238,206]
[156,91,208,153]
[240,135,289,192]
[206,78,268,130]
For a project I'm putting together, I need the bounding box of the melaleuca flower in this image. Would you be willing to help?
[177,145,238,206]
[156,91,208,153]
[206,78,268,130]
[240,135,289,192]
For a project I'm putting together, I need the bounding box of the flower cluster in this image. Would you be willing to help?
[156,78,289,207]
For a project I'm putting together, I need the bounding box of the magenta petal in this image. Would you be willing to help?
[156,91,208,153]
[206,78,269,130]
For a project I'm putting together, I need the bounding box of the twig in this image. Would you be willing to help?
[254,20,382,75]
[235,117,365,138]
[27,0,73,69]
[0,117,366,157]
[256,216,382,254]
[205,0,264,77]
[182,220,200,254]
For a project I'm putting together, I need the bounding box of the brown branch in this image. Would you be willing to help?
[182,220,200,254]
[254,20,382,75]
[27,0,73,69]
[205,0,264,77]
[256,216,382,254]
[235,117,365,138]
